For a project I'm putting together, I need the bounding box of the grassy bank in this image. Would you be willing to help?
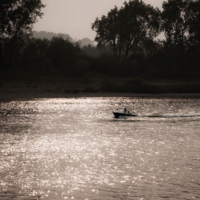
[1,71,200,94]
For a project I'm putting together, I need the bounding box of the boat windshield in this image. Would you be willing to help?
[115,108,129,113]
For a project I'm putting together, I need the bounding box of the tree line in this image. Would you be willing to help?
[0,0,200,79]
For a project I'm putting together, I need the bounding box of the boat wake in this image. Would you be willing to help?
[112,109,200,119]
[142,112,200,118]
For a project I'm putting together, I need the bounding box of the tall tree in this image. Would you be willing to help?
[0,0,45,68]
[161,0,197,68]
[118,0,160,57]
[92,6,119,56]
[187,0,200,46]
[92,0,160,57]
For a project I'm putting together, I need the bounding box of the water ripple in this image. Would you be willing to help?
[0,97,200,199]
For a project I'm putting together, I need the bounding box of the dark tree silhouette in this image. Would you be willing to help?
[92,6,119,56]
[92,0,160,57]
[161,0,199,69]
[47,37,80,71]
[118,0,160,57]
[187,0,200,46]
[0,0,45,68]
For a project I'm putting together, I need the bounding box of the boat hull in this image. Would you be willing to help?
[113,112,138,118]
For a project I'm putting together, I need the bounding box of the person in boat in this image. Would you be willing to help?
[124,107,127,113]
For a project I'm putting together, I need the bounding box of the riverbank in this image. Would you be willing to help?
[1,77,200,100]
[1,87,200,101]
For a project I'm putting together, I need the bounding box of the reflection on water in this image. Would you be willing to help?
[0,97,200,199]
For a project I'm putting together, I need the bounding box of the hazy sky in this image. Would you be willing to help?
[33,0,163,41]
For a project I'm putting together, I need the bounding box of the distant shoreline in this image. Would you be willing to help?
[1,78,200,100]
[1,91,200,101]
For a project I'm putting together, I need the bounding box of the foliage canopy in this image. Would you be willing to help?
[92,0,160,57]
[0,0,45,67]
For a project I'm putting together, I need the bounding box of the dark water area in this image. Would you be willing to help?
[0,97,200,200]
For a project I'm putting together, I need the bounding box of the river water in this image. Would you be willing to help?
[0,97,200,200]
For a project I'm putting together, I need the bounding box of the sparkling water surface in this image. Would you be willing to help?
[0,97,200,200]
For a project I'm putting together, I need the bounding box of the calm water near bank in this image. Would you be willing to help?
[0,97,200,200]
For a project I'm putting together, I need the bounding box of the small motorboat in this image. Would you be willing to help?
[112,108,138,118]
